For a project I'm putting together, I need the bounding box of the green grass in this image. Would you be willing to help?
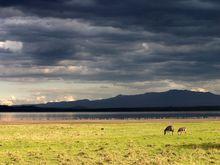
[0,121,219,164]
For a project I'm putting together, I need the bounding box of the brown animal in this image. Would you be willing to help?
[164,125,174,135]
[178,127,187,135]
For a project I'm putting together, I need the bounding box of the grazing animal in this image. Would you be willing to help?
[164,125,174,135]
[178,127,187,135]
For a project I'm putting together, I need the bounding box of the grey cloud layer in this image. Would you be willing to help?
[0,0,220,83]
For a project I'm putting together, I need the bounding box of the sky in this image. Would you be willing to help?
[0,0,220,105]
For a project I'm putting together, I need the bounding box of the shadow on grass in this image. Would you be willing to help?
[178,143,220,150]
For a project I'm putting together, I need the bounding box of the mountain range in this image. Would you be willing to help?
[36,90,220,109]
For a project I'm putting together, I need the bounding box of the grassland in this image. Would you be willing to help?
[0,120,219,165]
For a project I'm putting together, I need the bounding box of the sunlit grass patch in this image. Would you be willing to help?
[0,121,219,164]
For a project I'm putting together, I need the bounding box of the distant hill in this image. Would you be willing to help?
[36,90,220,109]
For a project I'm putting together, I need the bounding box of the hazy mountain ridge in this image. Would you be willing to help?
[36,90,220,109]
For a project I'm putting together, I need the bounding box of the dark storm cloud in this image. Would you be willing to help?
[0,0,220,83]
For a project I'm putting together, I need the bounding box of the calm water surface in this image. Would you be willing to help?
[0,111,219,121]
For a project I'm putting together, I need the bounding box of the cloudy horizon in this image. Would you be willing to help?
[0,0,220,105]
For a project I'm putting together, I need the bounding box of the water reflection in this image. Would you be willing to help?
[0,111,219,121]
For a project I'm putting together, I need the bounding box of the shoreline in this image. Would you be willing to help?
[0,117,219,125]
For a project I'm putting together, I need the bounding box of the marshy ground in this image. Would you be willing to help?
[0,119,219,164]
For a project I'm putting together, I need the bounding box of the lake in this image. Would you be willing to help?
[0,111,219,121]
